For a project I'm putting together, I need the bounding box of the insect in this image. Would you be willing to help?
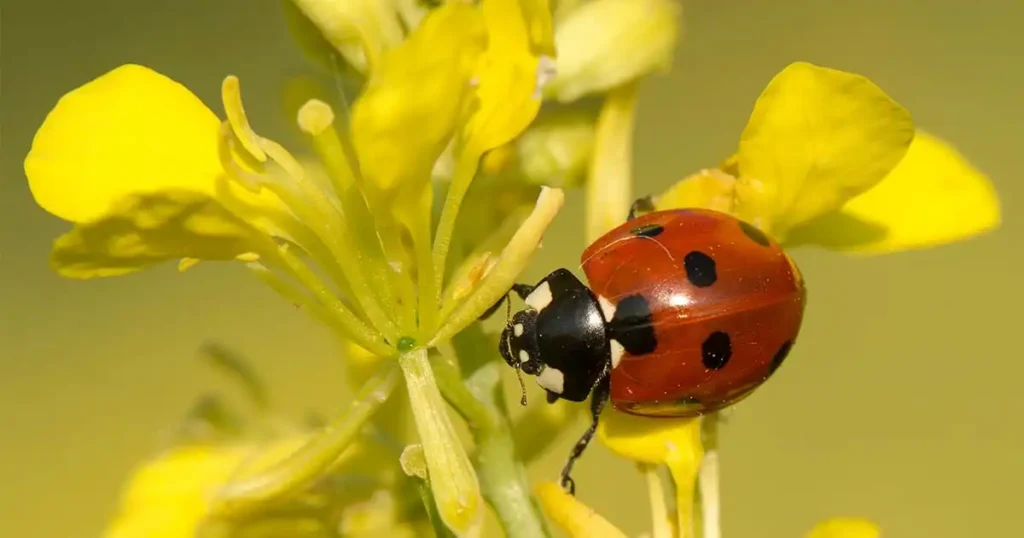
[493,197,806,494]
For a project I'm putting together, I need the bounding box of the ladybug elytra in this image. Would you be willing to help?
[493,197,807,493]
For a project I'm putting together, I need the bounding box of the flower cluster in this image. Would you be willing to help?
[23,1,999,537]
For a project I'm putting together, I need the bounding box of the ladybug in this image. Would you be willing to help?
[493,197,806,493]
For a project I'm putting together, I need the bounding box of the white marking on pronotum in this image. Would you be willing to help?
[609,339,626,369]
[537,366,565,394]
[597,295,616,321]
[514,323,524,337]
[524,281,553,312]
[519,350,530,364]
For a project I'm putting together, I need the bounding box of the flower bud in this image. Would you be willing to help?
[398,349,482,537]
[289,0,406,72]
[516,111,595,188]
[548,0,680,102]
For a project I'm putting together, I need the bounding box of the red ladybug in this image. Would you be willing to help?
[495,198,806,493]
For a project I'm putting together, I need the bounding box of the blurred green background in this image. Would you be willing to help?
[2,0,1021,536]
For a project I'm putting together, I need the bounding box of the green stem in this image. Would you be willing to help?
[432,148,482,299]
[585,82,638,243]
[433,356,552,538]
[698,414,722,538]
[257,254,393,357]
[210,361,400,517]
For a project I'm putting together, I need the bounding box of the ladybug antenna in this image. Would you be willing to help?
[503,298,529,407]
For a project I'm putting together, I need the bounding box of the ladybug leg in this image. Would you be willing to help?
[559,371,612,495]
[478,283,536,321]
[627,195,655,221]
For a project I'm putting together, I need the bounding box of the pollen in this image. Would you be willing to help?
[297,99,335,136]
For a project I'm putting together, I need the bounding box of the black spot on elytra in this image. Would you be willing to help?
[738,220,771,247]
[630,224,664,238]
[684,251,717,287]
[608,294,657,355]
[702,331,732,369]
[768,340,793,375]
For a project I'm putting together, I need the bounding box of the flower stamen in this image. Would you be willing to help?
[222,75,268,163]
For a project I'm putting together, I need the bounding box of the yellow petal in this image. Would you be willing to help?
[50,191,268,278]
[103,438,308,538]
[654,168,738,214]
[463,0,555,152]
[534,482,628,538]
[598,410,704,537]
[289,0,406,73]
[350,3,485,193]
[598,409,702,466]
[784,130,1001,254]
[805,517,881,538]
[549,0,679,102]
[25,64,223,223]
[735,62,915,238]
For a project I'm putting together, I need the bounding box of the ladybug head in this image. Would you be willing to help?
[498,269,612,404]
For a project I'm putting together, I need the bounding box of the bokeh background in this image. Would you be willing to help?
[2,1,1021,536]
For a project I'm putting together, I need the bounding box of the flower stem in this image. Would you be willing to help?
[430,187,565,346]
[698,450,721,538]
[432,148,482,300]
[259,252,392,357]
[641,463,675,538]
[432,354,552,538]
[698,414,722,538]
[210,361,400,517]
[586,82,638,242]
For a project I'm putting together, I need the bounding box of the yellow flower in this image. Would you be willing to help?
[102,439,301,538]
[545,61,1001,538]
[656,62,1001,253]
[25,2,565,536]
[102,434,419,538]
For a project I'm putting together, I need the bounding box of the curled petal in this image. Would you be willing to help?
[50,191,270,278]
[784,130,1001,254]
[736,62,915,238]
[351,3,486,194]
[25,64,223,223]
[805,517,881,538]
[463,0,556,152]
